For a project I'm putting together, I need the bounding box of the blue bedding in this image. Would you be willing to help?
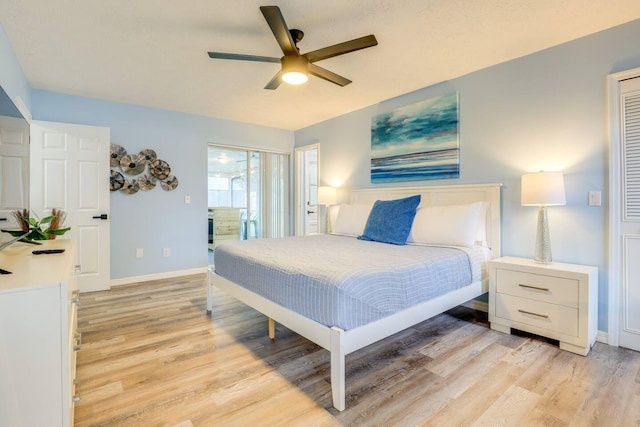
[214,234,487,330]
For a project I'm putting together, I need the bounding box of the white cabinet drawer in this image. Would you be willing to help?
[489,257,598,356]
[215,225,240,234]
[212,210,239,220]
[495,293,578,337]
[215,235,239,242]
[211,208,240,226]
[496,268,579,307]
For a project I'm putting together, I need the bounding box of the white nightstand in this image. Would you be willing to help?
[488,257,598,356]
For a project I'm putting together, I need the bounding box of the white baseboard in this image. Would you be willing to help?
[596,330,609,345]
[110,267,208,287]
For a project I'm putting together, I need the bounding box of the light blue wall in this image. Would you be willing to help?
[0,25,30,113]
[295,19,640,332]
[31,90,294,279]
[0,21,294,281]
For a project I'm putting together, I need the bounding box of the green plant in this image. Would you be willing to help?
[2,209,70,241]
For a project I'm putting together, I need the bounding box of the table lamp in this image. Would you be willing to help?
[318,186,337,233]
[521,171,566,263]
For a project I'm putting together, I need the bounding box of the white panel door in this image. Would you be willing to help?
[31,121,110,292]
[0,115,29,229]
[620,76,640,351]
[295,145,318,236]
[304,153,318,235]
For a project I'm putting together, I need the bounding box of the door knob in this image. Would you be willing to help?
[92,214,108,220]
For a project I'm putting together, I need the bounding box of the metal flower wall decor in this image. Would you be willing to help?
[109,144,179,194]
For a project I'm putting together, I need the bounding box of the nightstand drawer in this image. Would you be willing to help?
[495,293,578,337]
[496,268,579,307]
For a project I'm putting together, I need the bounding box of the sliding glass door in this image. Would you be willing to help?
[207,145,289,257]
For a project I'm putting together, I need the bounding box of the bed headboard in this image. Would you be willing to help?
[346,183,502,257]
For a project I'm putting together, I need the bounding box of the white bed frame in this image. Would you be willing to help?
[207,183,501,411]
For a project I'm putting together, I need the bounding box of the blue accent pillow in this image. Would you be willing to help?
[358,195,421,245]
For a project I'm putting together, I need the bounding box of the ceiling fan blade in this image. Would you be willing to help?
[208,52,280,63]
[305,35,378,63]
[309,64,351,87]
[259,6,298,56]
[264,71,283,90]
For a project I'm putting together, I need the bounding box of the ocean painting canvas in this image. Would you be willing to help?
[371,92,459,183]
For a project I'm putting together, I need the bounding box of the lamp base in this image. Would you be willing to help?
[534,205,552,264]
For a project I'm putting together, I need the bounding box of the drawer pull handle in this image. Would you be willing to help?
[518,309,549,319]
[75,332,82,345]
[518,284,549,292]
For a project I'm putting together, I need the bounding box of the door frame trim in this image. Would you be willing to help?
[294,143,319,236]
[607,66,640,347]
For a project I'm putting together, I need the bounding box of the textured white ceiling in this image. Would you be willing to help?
[1,1,639,130]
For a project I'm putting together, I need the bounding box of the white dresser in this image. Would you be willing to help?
[0,240,79,426]
[489,256,598,356]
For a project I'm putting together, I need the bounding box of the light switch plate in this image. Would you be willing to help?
[588,191,601,206]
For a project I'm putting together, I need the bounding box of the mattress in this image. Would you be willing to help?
[213,234,490,330]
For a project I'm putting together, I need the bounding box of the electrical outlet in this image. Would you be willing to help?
[136,248,143,258]
[163,248,170,257]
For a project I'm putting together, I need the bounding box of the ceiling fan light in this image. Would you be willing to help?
[282,71,308,85]
[281,55,309,85]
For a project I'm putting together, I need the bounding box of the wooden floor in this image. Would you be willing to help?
[75,274,640,427]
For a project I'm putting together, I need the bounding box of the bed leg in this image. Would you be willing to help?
[268,318,275,339]
[206,268,213,313]
[330,326,346,411]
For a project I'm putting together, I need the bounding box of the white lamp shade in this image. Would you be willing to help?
[521,171,566,206]
[317,186,337,205]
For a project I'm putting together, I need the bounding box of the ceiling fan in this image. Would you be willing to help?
[207,5,378,89]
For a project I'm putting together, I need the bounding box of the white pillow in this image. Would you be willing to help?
[407,201,486,247]
[332,204,373,236]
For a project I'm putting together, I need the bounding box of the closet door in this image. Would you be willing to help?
[619,76,640,352]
